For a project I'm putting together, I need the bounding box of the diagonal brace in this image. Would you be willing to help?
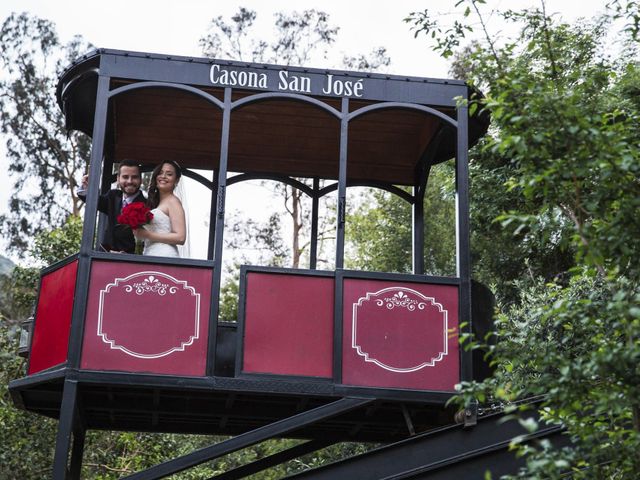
[123,397,373,480]
[208,437,337,480]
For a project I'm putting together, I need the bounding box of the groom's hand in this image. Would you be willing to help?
[133,228,149,240]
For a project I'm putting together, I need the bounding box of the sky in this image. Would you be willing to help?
[0,0,612,261]
[0,1,612,78]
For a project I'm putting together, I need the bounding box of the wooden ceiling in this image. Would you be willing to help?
[110,87,446,186]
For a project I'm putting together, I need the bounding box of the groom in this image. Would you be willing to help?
[78,159,146,253]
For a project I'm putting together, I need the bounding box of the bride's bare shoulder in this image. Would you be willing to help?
[168,194,184,209]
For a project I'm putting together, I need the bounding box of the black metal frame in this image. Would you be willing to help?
[11,49,483,479]
[207,437,337,480]
[121,397,373,480]
[53,379,84,478]
[287,400,567,480]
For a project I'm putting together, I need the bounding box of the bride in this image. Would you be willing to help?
[134,160,185,257]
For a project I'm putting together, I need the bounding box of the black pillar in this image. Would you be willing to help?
[412,184,425,275]
[206,88,232,376]
[335,98,349,269]
[52,379,80,479]
[309,178,320,269]
[455,101,473,383]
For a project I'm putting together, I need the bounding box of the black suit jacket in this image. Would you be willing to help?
[81,189,146,253]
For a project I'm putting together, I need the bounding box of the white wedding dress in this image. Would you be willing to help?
[142,209,180,258]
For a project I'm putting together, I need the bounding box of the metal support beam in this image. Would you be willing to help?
[309,178,320,270]
[68,422,86,480]
[53,379,80,479]
[412,125,447,276]
[412,184,425,275]
[123,398,373,480]
[401,405,416,436]
[455,102,473,385]
[288,407,565,480]
[207,170,218,261]
[208,438,337,480]
[67,74,111,369]
[335,98,349,269]
[206,88,232,376]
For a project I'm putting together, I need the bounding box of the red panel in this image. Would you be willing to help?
[243,272,333,378]
[28,260,78,375]
[81,261,212,376]
[342,279,459,391]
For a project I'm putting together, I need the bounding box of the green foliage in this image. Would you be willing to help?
[0,265,39,322]
[32,214,83,266]
[469,143,575,305]
[0,321,58,478]
[410,1,640,477]
[346,163,456,276]
[346,188,412,273]
[457,276,640,477]
[0,255,13,276]
[0,13,92,254]
[219,264,240,322]
[0,215,82,322]
[405,5,475,59]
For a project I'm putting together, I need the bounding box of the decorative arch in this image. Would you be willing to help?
[231,91,341,118]
[227,173,315,197]
[319,182,414,204]
[347,101,457,128]
[108,81,225,110]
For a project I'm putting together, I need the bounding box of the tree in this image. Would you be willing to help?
[0,11,384,476]
[0,217,76,477]
[408,0,640,477]
[200,7,390,268]
[0,217,227,479]
[200,8,338,66]
[345,163,456,276]
[0,12,92,255]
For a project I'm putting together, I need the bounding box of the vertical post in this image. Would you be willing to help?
[412,184,425,275]
[414,128,442,276]
[53,72,110,480]
[206,88,232,376]
[207,170,218,261]
[309,178,319,270]
[335,98,349,269]
[68,421,86,480]
[95,156,114,250]
[66,74,111,369]
[78,75,110,260]
[52,379,79,479]
[333,100,349,385]
[333,271,344,385]
[455,99,473,383]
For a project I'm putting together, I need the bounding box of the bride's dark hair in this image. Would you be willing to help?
[147,160,182,209]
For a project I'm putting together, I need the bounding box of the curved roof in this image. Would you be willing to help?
[57,49,489,186]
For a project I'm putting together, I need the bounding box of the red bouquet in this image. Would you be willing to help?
[117,203,154,229]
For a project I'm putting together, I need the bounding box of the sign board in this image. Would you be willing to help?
[342,278,459,391]
[81,261,212,376]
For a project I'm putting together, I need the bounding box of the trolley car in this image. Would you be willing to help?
[9,49,491,478]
